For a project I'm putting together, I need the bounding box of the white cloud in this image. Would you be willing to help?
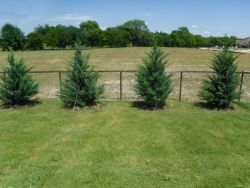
[27,16,43,20]
[19,16,43,25]
[17,10,29,15]
[155,28,169,33]
[18,14,94,26]
[204,31,210,34]
[238,33,248,38]
[216,31,223,36]
[191,25,198,28]
[55,14,94,21]
[100,26,107,30]
[140,11,152,17]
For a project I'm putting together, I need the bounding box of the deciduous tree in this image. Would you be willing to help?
[0,24,25,51]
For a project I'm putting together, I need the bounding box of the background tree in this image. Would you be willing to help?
[0,20,237,50]
[194,35,206,47]
[34,24,50,43]
[136,31,153,46]
[45,25,68,49]
[135,45,173,108]
[198,48,240,109]
[86,29,103,47]
[103,27,131,47]
[60,44,104,109]
[122,19,151,46]
[26,32,43,50]
[0,50,39,107]
[153,32,171,47]
[170,27,196,47]
[222,36,237,47]
[64,25,81,47]
[0,23,25,51]
[80,21,100,32]
[80,21,102,47]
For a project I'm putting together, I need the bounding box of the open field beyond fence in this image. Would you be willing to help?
[1,48,250,71]
[1,47,250,101]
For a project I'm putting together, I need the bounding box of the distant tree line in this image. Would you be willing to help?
[0,19,237,51]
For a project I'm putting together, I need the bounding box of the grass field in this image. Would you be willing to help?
[0,47,250,100]
[0,100,250,187]
[1,47,250,71]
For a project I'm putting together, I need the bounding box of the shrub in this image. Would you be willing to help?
[198,48,240,109]
[60,44,104,109]
[0,50,39,107]
[135,45,173,108]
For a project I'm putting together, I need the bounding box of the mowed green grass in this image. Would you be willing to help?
[0,100,250,187]
[1,47,250,71]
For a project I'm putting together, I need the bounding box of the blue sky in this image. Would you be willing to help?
[0,0,249,37]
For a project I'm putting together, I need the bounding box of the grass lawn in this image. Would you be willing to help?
[0,100,250,187]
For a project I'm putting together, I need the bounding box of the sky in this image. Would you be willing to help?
[0,0,249,38]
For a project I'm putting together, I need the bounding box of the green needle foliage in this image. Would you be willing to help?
[60,44,104,109]
[199,48,240,109]
[135,45,173,108]
[0,50,39,107]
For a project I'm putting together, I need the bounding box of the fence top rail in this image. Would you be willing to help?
[178,70,250,74]
[243,71,250,74]
[0,70,250,74]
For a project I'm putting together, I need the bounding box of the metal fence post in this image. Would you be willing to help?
[238,71,244,102]
[59,71,62,94]
[179,72,183,101]
[120,71,123,100]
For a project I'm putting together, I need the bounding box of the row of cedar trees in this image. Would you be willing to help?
[0,45,240,110]
[0,20,237,51]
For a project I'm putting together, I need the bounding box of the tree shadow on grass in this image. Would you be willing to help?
[193,102,235,111]
[60,101,104,111]
[131,101,166,111]
[0,100,41,109]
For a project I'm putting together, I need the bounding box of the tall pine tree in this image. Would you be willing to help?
[0,50,39,107]
[135,45,173,108]
[60,44,104,109]
[198,48,240,109]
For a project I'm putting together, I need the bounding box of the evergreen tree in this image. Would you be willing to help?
[135,45,173,108]
[0,50,39,107]
[198,48,240,109]
[60,44,104,109]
